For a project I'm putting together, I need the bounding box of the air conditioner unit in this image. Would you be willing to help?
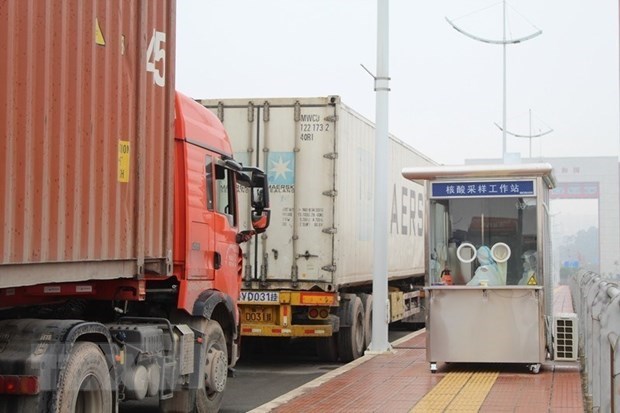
[553,313,578,361]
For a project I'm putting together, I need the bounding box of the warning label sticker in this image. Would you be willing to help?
[95,18,106,46]
[118,140,130,183]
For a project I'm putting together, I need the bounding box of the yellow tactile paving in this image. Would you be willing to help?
[446,371,499,412]
[410,371,499,413]
[410,371,472,412]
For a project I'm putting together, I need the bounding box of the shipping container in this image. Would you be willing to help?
[0,2,272,411]
[203,96,434,289]
[201,96,436,361]
[0,0,176,288]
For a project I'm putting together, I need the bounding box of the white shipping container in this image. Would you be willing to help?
[201,96,435,291]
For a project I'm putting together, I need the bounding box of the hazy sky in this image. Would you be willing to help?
[176,1,619,165]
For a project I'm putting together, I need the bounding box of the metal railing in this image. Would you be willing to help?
[571,270,620,413]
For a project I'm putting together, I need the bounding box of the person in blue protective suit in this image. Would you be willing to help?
[466,246,504,286]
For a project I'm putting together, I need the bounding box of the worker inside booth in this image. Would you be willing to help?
[429,196,538,286]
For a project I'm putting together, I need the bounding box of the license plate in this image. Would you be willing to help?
[239,291,279,304]
[242,307,275,324]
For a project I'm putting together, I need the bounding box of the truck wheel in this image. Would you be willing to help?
[316,335,339,362]
[55,342,112,413]
[337,296,365,362]
[359,293,373,349]
[160,319,227,413]
[196,320,228,412]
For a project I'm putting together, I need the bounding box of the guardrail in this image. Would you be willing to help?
[570,270,620,413]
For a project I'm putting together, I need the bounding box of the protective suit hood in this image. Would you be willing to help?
[466,245,503,286]
[476,246,495,266]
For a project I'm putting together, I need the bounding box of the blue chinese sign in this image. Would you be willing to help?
[431,180,535,198]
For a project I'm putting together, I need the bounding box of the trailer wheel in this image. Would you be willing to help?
[316,335,339,362]
[55,342,112,413]
[359,293,373,349]
[338,296,365,362]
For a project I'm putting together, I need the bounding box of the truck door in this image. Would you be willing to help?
[212,161,242,293]
[187,153,216,279]
[187,154,240,286]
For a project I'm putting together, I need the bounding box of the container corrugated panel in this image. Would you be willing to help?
[202,97,435,290]
[0,0,176,288]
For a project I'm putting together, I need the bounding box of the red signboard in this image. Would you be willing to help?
[550,182,599,199]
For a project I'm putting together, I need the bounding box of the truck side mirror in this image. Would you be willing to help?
[241,166,270,212]
[252,187,267,212]
[239,166,270,233]
[251,210,271,234]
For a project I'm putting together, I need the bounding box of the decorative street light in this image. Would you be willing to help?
[494,109,553,158]
[446,1,542,161]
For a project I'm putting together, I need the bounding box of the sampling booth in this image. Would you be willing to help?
[402,163,556,373]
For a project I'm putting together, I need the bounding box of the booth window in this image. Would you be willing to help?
[430,196,537,286]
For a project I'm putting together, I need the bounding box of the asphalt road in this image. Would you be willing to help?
[221,341,342,412]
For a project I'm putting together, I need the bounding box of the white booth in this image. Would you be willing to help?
[402,164,556,373]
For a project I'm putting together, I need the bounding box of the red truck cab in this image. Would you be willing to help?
[171,91,270,369]
[174,92,245,314]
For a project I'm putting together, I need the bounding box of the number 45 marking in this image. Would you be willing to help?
[146,30,166,87]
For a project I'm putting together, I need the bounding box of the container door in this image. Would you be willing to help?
[203,98,337,288]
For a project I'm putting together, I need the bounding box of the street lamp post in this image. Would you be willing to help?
[368,0,391,354]
[446,0,542,161]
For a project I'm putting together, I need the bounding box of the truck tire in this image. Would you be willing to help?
[196,320,228,412]
[337,296,365,362]
[54,342,112,413]
[359,293,373,349]
[161,319,227,413]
